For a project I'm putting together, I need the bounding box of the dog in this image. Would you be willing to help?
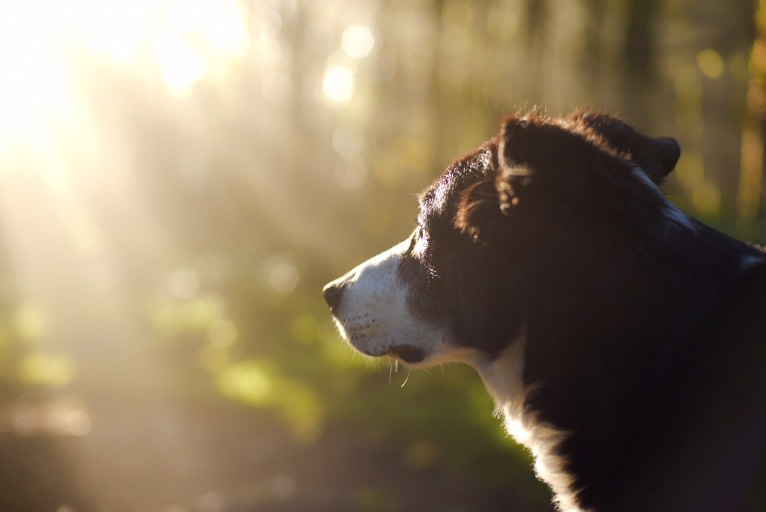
[323,110,766,511]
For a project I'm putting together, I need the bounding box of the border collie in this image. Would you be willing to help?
[322,110,766,511]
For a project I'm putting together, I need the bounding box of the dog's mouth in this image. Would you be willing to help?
[387,345,426,364]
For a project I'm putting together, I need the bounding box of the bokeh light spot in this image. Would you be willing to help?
[19,351,74,387]
[14,304,47,342]
[342,24,375,58]
[217,360,274,405]
[697,48,724,79]
[268,260,299,294]
[323,65,355,103]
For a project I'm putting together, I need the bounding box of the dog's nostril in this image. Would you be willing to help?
[322,283,345,311]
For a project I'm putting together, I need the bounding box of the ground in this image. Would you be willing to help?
[0,388,550,512]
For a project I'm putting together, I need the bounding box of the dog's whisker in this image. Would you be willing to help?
[400,370,411,389]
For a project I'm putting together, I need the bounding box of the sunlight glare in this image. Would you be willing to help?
[0,2,75,148]
[191,0,249,56]
[73,0,156,61]
[323,65,355,103]
[151,0,248,94]
[152,34,208,94]
[0,0,250,142]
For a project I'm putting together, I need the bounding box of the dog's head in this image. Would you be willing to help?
[323,111,681,368]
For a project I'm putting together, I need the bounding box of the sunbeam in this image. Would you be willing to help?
[0,2,255,510]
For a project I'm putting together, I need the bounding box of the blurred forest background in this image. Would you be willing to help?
[0,0,763,511]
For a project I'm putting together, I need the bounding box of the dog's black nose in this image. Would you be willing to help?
[322,282,345,311]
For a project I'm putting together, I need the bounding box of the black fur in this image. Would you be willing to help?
[403,111,766,510]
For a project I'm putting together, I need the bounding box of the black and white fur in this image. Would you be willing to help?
[323,110,766,511]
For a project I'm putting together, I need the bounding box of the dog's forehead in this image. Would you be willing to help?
[418,143,496,225]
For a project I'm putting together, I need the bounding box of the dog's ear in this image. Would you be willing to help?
[455,119,537,243]
[498,116,541,169]
[571,111,680,184]
[496,117,539,212]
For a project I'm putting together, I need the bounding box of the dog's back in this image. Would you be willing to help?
[639,260,766,512]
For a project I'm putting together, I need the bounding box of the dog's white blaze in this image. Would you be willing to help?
[477,340,586,512]
[329,238,449,359]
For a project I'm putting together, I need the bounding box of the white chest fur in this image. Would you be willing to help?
[474,340,586,512]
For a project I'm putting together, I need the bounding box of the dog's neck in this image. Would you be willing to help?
[476,339,585,512]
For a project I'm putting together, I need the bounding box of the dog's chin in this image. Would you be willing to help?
[387,345,426,364]
[348,339,427,364]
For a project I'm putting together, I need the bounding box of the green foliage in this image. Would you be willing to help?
[144,270,550,503]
